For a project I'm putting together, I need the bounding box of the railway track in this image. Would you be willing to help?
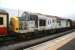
[0,29,74,50]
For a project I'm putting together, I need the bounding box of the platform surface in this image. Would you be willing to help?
[58,38,75,50]
[23,32,75,50]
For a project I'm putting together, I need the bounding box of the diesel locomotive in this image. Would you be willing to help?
[0,9,73,41]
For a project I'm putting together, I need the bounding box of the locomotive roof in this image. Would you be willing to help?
[29,13,58,18]
[30,13,59,19]
[22,12,59,18]
[45,15,70,20]
[22,11,70,20]
[0,9,8,14]
[44,15,57,18]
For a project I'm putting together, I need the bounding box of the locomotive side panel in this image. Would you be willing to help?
[37,15,48,31]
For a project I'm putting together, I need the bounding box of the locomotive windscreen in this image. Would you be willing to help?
[0,17,3,25]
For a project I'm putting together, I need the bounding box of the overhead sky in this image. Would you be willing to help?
[0,0,75,20]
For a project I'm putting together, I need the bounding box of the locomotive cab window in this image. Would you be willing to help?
[0,17,3,25]
[39,19,46,26]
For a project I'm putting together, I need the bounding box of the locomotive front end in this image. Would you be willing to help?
[0,9,8,36]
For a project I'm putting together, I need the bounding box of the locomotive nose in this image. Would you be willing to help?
[0,9,9,36]
[10,16,19,33]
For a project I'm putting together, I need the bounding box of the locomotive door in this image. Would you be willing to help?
[0,13,8,35]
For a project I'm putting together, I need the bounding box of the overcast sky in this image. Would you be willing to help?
[0,0,75,20]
